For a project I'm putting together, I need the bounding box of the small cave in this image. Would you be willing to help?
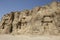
[58,25,60,28]
[26,12,30,16]
[2,22,5,29]
[10,24,13,33]
[17,22,21,29]
[2,26,4,29]
[22,17,26,19]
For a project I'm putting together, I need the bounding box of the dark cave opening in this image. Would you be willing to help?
[10,24,13,33]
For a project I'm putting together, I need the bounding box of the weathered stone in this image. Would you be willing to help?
[0,2,60,35]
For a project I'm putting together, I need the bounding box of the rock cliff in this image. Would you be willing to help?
[0,2,60,35]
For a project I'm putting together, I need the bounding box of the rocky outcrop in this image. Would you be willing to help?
[0,2,60,35]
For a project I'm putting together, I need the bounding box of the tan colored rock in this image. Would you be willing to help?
[0,13,14,34]
[0,2,60,35]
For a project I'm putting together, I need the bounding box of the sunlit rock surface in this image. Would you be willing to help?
[0,2,60,35]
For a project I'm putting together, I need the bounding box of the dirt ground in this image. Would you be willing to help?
[0,35,60,40]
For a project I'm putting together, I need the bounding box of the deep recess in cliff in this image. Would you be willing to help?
[0,2,60,35]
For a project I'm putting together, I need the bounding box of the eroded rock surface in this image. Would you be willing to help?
[0,2,60,35]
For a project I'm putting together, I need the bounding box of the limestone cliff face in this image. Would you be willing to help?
[0,2,60,35]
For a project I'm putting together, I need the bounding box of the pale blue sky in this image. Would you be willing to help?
[0,0,60,19]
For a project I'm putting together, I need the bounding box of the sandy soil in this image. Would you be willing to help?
[0,35,60,40]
